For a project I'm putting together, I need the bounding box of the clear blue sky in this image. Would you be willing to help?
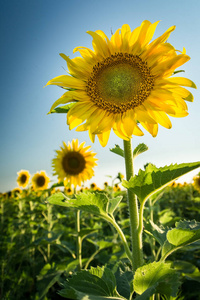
[0,0,200,192]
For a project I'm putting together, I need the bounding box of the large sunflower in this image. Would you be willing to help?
[17,170,31,188]
[46,21,196,146]
[32,171,50,191]
[52,139,97,187]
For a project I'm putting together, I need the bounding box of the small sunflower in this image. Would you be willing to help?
[12,188,22,198]
[32,171,50,191]
[52,139,97,187]
[64,187,73,195]
[46,21,196,146]
[113,183,121,192]
[17,170,31,188]
[193,175,200,193]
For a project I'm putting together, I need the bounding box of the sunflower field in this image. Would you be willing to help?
[1,171,200,300]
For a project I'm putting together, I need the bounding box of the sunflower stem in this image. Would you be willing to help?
[75,209,82,270]
[123,139,143,272]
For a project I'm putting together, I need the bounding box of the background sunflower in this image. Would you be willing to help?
[31,171,50,191]
[16,170,31,188]
[52,139,97,187]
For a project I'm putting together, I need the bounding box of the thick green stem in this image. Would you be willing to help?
[75,209,82,270]
[123,139,143,272]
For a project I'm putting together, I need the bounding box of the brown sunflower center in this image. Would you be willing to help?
[37,176,45,187]
[62,152,86,175]
[86,53,154,114]
[21,174,27,184]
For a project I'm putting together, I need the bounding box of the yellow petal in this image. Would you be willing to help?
[45,75,85,89]
[146,105,172,129]
[49,92,77,112]
[151,54,190,77]
[140,122,158,137]
[87,31,110,58]
[97,130,111,147]
[166,77,197,88]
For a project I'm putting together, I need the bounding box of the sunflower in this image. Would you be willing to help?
[46,21,196,146]
[12,187,22,198]
[52,139,97,187]
[32,171,50,191]
[17,170,31,188]
[193,175,200,193]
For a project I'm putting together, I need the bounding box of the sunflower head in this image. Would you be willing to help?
[193,175,200,193]
[113,183,121,192]
[47,21,196,146]
[17,170,31,188]
[12,187,22,198]
[52,139,97,187]
[31,171,50,191]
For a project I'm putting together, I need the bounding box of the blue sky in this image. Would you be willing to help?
[0,0,200,192]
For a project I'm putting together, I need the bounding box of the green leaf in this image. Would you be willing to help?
[167,220,200,247]
[161,220,200,260]
[114,264,133,299]
[133,143,148,160]
[133,262,180,299]
[123,162,200,205]
[59,266,126,300]
[48,191,109,217]
[110,145,124,158]
[144,220,168,246]
[37,263,63,300]
[48,103,75,114]
[108,196,123,215]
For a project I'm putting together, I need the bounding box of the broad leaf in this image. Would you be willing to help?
[108,196,123,215]
[37,263,63,300]
[144,220,168,246]
[110,145,124,158]
[113,264,133,299]
[133,143,148,160]
[59,266,126,300]
[123,162,200,205]
[48,192,109,217]
[162,220,200,260]
[133,261,180,299]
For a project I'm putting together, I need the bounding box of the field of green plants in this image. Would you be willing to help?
[1,176,200,300]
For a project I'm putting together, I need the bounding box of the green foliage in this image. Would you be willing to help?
[1,171,200,300]
[132,143,148,160]
[48,191,123,219]
[110,145,124,158]
[59,266,126,299]
[133,262,180,299]
[162,220,200,260]
[48,103,74,114]
[123,162,200,205]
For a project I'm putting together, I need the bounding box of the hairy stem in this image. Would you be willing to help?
[123,139,143,272]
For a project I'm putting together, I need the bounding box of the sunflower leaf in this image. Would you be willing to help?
[161,220,200,260]
[110,145,124,158]
[122,162,200,205]
[133,261,180,299]
[59,266,126,300]
[133,143,148,160]
[108,196,123,215]
[48,191,109,217]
